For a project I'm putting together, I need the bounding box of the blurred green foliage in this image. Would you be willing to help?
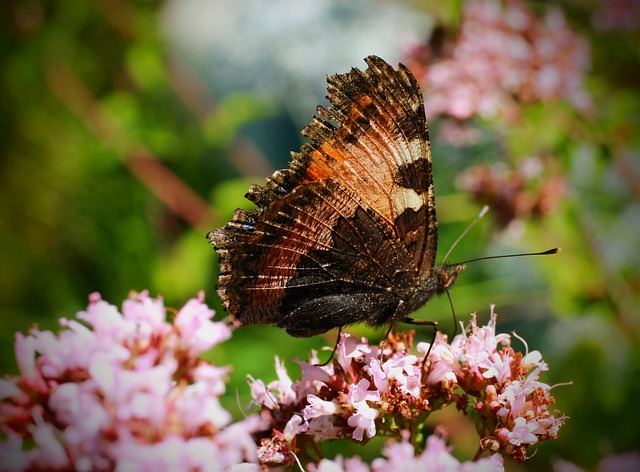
[1,0,638,469]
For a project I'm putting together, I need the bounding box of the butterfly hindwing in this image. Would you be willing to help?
[211,179,420,335]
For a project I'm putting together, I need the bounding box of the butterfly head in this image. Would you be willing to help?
[431,263,466,296]
[433,264,467,294]
[409,263,466,313]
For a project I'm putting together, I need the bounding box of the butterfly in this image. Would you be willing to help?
[207,56,465,339]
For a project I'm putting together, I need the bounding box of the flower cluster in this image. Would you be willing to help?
[248,307,567,468]
[407,0,591,128]
[0,293,567,470]
[309,432,505,472]
[0,291,260,471]
[456,159,565,228]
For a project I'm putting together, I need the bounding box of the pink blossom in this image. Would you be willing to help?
[494,380,528,419]
[347,378,380,404]
[304,394,342,419]
[360,434,506,471]
[193,363,229,396]
[507,417,539,446]
[215,416,266,466]
[368,359,388,393]
[410,0,591,131]
[0,379,21,400]
[247,377,277,410]
[338,332,373,374]
[48,382,109,439]
[479,351,513,384]
[418,334,457,386]
[0,291,258,471]
[306,415,345,442]
[311,455,370,472]
[13,333,47,393]
[382,352,421,396]
[347,400,379,441]
[283,414,307,441]
[120,290,167,331]
[0,432,31,472]
[174,291,231,355]
[29,413,70,470]
[173,382,232,432]
[1,292,567,469]
[271,356,297,403]
[110,434,230,472]
[249,309,567,465]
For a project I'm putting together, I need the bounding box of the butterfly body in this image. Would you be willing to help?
[208,56,465,337]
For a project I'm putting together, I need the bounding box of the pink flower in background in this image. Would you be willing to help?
[457,160,565,228]
[308,433,505,471]
[0,291,258,471]
[407,0,591,129]
[592,0,640,32]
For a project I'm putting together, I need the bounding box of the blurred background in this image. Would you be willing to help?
[1,0,638,469]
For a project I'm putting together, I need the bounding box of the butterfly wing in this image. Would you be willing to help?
[210,179,418,336]
[300,56,438,276]
[209,56,438,335]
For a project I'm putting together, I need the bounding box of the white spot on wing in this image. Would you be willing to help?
[393,187,424,214]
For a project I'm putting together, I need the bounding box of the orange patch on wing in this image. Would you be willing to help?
[351,95,374,117]
[319,142,350,163]
[304,151,333,181]
[304,144,349,182]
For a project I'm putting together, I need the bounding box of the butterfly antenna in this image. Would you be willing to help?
[441,205,490,265]
[452,247,560,266]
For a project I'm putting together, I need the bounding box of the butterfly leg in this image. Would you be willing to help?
[378,299,408,359]
[401,317,438,370]
[446,290,459,338]
[314,327,343,367]
[378,322,397,360]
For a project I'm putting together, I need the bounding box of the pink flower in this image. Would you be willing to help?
[0,291,258,471]
[121,290,167,331]
[410,0,591,131]
[0,432,31,472]
[173,382,232,432]
[215,416,266,466]
[348,401,379,441]
[48,382,109,439]
[174,291,231,355]
[0,379,22,401]
[249,310,567,465]
[29,412,70,470]
[247,377,276,410]
[311,455,370,472]
[347,379,380,404]
[479,352,513,384]
[338,333,373,374]
[371,434,505,471]
[304,394,342,419]
[13,333,47,393]
[382,353,421,396]
[283,414,307,441]
[306,415,345,442]
[507,417,539,446]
